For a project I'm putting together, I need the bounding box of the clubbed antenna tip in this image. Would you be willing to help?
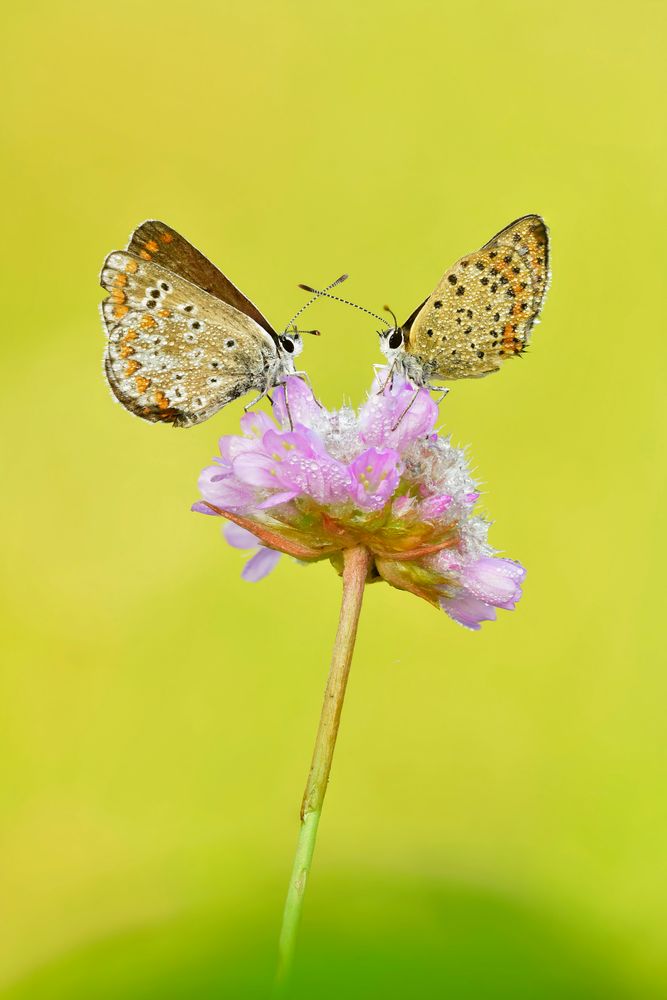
[283,274,349,334]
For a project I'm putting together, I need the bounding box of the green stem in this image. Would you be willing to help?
[274,545,371,993]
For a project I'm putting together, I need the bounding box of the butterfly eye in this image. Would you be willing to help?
[281,338,295,354]
[388,330,403,349]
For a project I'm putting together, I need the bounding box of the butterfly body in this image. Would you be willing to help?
[101,222,302,427]
[380,215,550,386]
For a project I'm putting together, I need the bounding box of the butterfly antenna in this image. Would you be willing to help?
[298,284,390,327]
[282,273,349,334]
[384,304,399,328]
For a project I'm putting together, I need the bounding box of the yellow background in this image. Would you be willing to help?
[2,1,665,996]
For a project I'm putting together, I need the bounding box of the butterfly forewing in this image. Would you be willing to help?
[101,251,278,427]
[406,215,549,380]
[127,221,278,338]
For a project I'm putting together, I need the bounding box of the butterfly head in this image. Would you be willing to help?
[378,326,404,360]
[279,331,304,360]
[378,304,404,361]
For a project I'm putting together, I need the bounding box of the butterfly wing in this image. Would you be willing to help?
[405,215,549,380]
[127,221,278,340]
[101,251,279,427]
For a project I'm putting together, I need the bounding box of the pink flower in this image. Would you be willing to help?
[194,373,526,630]
[437,555,527,630]
[348,448,401,510]
[359,374,438,450]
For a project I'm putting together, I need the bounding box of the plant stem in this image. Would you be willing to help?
[274,544,371,993]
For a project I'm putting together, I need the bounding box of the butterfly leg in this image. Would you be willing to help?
[427,384,450,405]
[282,380,295,431]
[390,387,421,432]
[244,385,272,412]
[376,360,397,395]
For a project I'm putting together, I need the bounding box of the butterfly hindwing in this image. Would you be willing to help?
[482,215,549,316]
[101,251,278,427]
[406,215,549,380]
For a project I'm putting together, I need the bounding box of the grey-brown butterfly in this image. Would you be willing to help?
[301,215,549,388]
[101,221,328,427]
[378,215,550,385]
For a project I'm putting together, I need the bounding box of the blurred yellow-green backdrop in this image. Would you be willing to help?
[2,1,665,996]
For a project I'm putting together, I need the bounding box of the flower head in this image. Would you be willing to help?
[193,374,526,629]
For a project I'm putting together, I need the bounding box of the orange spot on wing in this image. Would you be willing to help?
[121,329,138,341]
[502,322,515,350]
[136,375,151,394]
[161,232,174,243]
[125,260,138,273]
[502,321,523,355]
[145,240,159,253]
[113,273,127,287]
[125,359,141,376]
[114,304,129,318]
[140,314,157,329]
[119,343,135,359]
[139,250,152,260]
[158,309,171,318]
[110,289,126,303]
[154,390,170,410]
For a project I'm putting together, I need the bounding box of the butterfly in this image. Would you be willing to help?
[378,215,550,385]
[300,215,549,388]
[100,221,323,427]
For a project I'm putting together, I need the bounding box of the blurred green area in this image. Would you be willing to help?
[1,0,665,996]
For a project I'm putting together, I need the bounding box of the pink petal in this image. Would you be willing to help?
[242,547,282,582]
[272,376,325,430]
[191,500,219,516]
[197,464,255,509]
[256,490,300,508]
[233,451,283,488]
[239,410,276,438]
[224,523,260,549]
[359,379,437,450]
[262,428,319,459]
[219,433,265,464]
[391,389,438,450]
[441,594,497,630]
[420,494,453,519]
[462,557,526,609]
